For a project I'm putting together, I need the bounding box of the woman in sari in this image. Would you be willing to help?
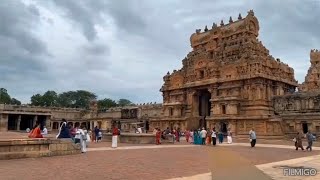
[206,128,212,145]
[193,130,198,144]
[28,122,43,138]
[56,119,71,139]
[185,129,190,143]
[218,131,224,143]
[189,130,194,144]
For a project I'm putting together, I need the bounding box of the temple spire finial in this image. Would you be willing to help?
[212,22,217,29]
[204,25,208,32]
[229,16,233,23]
[248,9,254,16]
[220,20,224,26]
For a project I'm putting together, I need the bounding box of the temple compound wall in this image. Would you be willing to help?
[0,102,162,133]
[152,10,298,137]
[273,49,320,137]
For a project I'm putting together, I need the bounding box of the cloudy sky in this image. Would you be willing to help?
[1,0,319,104]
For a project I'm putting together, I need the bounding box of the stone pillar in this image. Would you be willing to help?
[0,114,8,132]
[33,115,38,127]
[17,115,21,131]
[266,85,270,100]
[46,116,51,131]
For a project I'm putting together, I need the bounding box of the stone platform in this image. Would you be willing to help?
[0,138,81,160]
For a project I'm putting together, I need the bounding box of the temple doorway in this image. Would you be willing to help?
[198,89,211,117]
[52,122,59,130]
[220,121,228,133]
[20,115,34,131]
[38,115,47,130]
[199,117,207,129]
[145,121,149,132]
[302,122,308,134]
[7,114,18,130]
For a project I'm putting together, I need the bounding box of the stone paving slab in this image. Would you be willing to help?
[256,155,320,180]
[219,142,320,150]
[208,146,272,180]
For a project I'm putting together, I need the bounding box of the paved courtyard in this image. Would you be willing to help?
[1,142,320,180]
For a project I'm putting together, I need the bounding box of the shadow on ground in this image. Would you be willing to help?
[207,146,272,180]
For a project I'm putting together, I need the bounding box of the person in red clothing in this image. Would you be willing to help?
[156,128,161,145]
[185,129,190,143]
[111,125,120,148]
[28,122,43,138]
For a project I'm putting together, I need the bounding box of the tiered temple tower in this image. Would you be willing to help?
[299,49,320,92]
[157,10,298,137]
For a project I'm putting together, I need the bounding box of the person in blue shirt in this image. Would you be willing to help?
[249,128,257,147]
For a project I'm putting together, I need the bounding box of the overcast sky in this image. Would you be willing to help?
[0,0,319,104]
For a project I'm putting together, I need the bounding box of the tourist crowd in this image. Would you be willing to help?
[27,119,316,152]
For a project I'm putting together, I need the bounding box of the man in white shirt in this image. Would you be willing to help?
[137,127,142,133]
[200,127,207,145]
[41,126,48,135]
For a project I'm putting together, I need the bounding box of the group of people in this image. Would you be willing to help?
[154,127,182,144]
[153,127,234,146]
[28,122,47,138]
[27,119,109,153]
[293,130,315,151]
[184,128,233,145]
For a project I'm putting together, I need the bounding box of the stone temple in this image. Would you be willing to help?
[0,10,319,138]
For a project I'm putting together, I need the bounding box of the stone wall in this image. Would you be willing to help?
[0,138,81,160]
[273,92,320,135]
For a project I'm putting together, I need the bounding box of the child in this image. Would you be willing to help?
[98,131,102,142]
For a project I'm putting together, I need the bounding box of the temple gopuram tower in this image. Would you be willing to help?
[299,49,320,92]
[156,10,298,137]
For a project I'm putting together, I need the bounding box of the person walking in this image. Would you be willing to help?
[112,125,120,148]
[200,127,207,145]
[78,125,87,153]
[306,130,313,151]
[185,129,190,143]
[294,132,304,151]
[211,128,217,146]
[249,128,257,147]
[227,129,232,144]
[155,128,161,145]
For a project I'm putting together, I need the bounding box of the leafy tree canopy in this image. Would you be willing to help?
[0,88,21,105]
[29,90,132,109]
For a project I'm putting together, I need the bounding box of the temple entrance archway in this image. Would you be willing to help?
[199,117,207,129]
[302,122,308,134]
[220,121,228,133]
[198,89,211,117]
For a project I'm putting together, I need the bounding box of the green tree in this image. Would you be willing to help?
[73,90,97,108]
[30,94,44,106]
[57,90,97,108]
[98,98,117,108]
[117,98,133,107]
[0,88,12,104]
[11,98,21,105]
[42,91,58,106]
